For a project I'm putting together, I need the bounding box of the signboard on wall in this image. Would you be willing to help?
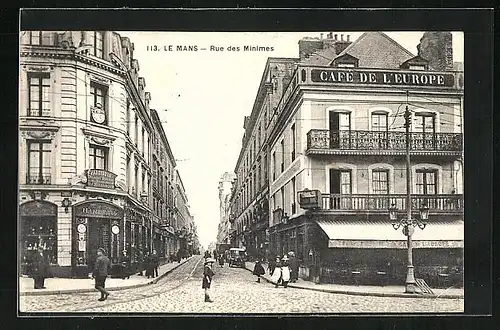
[298,189,322,209]
[310,69,455,87]
[86,169,117,189]
[74,201,124,219]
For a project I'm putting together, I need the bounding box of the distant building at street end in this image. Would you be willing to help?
[216,172,236,246]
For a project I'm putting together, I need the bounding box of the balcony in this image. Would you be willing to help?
[26,174,51,185]
[306,130,462,155]
[320,194,463,214]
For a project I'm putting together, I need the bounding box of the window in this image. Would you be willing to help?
[372,170,389,194]
[281,187,285,211]
[272,151,276,181]
[141,128,145,156]
[89,145,108,170]
[409,64,426,71]
[291,177,296,214]
[92,31,104,58]
[416,170,437,195]
[28,73,50,117]
[27,140,51,184]
[371,113,388,132]
[90,82,107,124]
[126,155,131,186]
[414,113,436,134]
[291,123,296,161]
[414,113,436,150]
[126,99,131,135]
[28,31,51,45]
[134,115,139,145]
[280,140,285,172]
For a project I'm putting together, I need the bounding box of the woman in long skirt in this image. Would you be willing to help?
[281,255,291,288]
[270,256,282,288]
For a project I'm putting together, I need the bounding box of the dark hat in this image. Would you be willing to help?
[97,248,105,254]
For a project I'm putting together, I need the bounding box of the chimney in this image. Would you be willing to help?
[327,32,333,39]
[334,34,338,41]
[417,32,453,71]
[341,34,344,41]
[298,37,324,61]
[320,33,324,39]
[347,35,350,42]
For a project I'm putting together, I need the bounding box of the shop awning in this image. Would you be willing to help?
[316,219,464,249]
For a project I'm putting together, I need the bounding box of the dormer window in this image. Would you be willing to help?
[331,53,359,68]
[401,55,429,71]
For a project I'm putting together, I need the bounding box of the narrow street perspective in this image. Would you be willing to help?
[18,25,465,315]
[20,255,463,313]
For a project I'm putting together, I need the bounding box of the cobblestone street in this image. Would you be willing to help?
[20,255,463,314]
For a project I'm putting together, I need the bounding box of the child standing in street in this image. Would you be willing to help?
[202,258,215,302]
[252,259,265,283]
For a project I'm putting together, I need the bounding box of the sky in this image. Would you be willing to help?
[118,31,464,250]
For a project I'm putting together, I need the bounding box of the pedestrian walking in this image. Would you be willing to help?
[218,253,224,267]
[92,247,111,301]
[268,256,276,275]
[288,251,299,283]
[151,249,159,278]
[121,249,130,279]
[31,246,50,289]
[281,255,291,288]
[202,258,215,302]
[252,259,265,283]
[270,256,282,288]
[145,252,154,279]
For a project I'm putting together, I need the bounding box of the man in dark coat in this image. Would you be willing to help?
[289,251,299,283]
[202,258,215,302]
[31,246,50,289]
[151,250,159,278]
[92,247,111,301]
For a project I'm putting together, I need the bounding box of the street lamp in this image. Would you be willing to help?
[389,202,429,293]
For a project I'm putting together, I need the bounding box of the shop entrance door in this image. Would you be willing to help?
[87,218,111,271]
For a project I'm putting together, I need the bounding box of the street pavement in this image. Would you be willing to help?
[19,255,464,314]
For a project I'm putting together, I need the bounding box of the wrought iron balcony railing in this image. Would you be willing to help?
[26,174,51,185]
[321,194,463,213]
[307,129,463,152]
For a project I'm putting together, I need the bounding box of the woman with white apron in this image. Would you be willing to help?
[270,256,282,288]
[281,255,291,288]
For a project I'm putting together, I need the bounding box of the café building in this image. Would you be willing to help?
[266,32,464,287]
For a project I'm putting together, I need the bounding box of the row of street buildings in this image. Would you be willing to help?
[217,32,464,286]
[19,31,200,277]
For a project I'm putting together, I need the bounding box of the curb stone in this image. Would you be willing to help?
[243,264,463,300]
[20,256,195,297]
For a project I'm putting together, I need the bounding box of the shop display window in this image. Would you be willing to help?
[22,217,57,265]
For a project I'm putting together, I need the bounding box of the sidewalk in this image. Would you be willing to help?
[244,261,464,299]
[19,256,195,296]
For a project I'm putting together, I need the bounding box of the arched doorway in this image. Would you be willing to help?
[72,200,124,277]
[19,200,58,275]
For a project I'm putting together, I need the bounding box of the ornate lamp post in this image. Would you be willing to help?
[389,203,429,293]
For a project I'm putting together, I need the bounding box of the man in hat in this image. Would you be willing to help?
[288,251,299,283]
[92,247,111,301]
[31,246,50,289]
[202,258,215,302]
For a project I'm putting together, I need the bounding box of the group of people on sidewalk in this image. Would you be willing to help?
[253,251,300,288]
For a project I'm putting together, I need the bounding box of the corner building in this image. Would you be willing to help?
[19,31,196,278]
[265,32,464,287]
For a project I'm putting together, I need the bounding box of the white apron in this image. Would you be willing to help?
[271,266,282,283]
[281,266,290,282]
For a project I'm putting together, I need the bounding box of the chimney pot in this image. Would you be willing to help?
[334,34,338,40]
[347,35,350,42]
[320,33,324,39]
[341,34,344,41]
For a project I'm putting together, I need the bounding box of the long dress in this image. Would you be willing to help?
[281,265,291,282]
[271,264,282,283]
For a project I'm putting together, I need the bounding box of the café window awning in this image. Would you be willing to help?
[316,219,463,249]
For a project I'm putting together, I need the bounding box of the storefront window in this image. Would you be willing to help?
[22,217,57,265]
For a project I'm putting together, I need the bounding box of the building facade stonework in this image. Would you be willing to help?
[19,31,198,278]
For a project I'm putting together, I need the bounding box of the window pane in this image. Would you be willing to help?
[339,113,350,130]
[42,34,51,45]
[31,32,40,45]
[30,85,40,101]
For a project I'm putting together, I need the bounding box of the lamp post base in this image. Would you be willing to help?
[405,265,417,294]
